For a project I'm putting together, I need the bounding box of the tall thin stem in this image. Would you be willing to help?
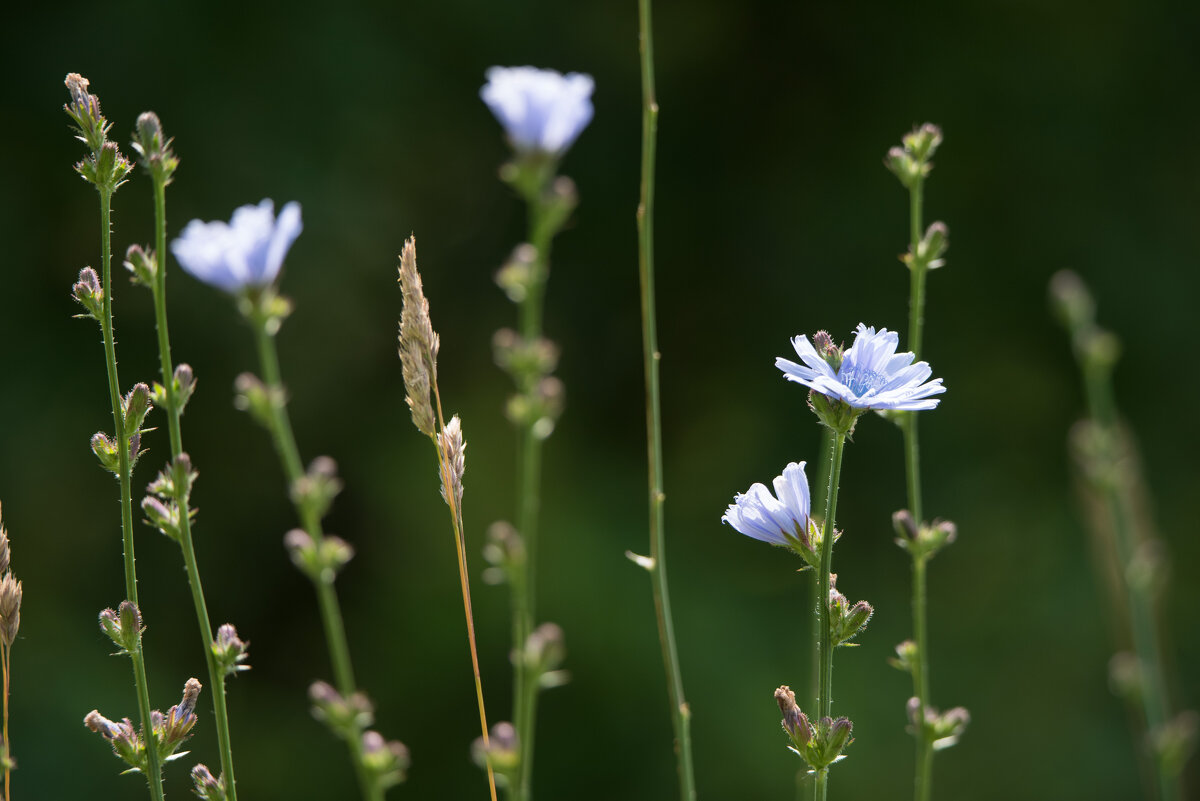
[251,318,378,801]
[429,387,498,801]
[512,181,554,801]
[147,176,239,798]
[98,189,165,801]
[3,642,10,801]
[636,2,695,799]
[903,174,933,801]
[814,432,847,801]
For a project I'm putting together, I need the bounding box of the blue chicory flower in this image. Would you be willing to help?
[722,462,820,556]
[481,66,594,156]
[171,199,302,292]
[777,324,945,411]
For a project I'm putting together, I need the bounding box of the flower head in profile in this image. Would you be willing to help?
[481,66,594,157]
[722,462,824,568]
[171,199,302,292]
[777,324,944,412]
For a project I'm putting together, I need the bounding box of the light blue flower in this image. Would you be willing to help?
[171,199,302,292]
[481,66,594,156]
[777,324,945,411]
[722,462,821,560]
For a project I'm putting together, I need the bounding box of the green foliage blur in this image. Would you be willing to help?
[2,0,1198,798]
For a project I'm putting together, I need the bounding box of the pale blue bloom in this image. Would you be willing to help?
[481,66,594,156]
[722,462,818,551]
[777,324,945,411]
[171,199,302,292]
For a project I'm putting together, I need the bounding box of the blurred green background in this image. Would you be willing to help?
[2,0,1198,798]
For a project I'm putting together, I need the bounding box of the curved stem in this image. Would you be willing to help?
[98,189,165,801]
[251,318,377,801]
[637,2,695,799]
[148,177,239,798]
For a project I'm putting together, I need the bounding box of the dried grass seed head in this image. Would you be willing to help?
[397,236,440,437]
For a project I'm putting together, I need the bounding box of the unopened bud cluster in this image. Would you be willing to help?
[191,764,229,801]
[89,384,153,475]
[124,244,158,287]
[885,124,950,272]
[130,110,179,185]
[143,453,197,543]
[362,729,411,791]
[99,601,144,655]
[482,521,526,585]
[151,362,196,414]
[291,456,342,523]
[516,622,568,690]
[286,529,355,584]
[64,74,133,193]
[212,623,250,677]
[774,686,853,771]
[234,372,285,429]
[892,509,957,561]
[906,697,970,750]
[827,575,873,647]
[84,678,203,772]
[472,721,520,784]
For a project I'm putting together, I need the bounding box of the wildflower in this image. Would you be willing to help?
[171,199,302,292]
[777,324,945,412]
[722,462,823,568]
[481,66,594,156]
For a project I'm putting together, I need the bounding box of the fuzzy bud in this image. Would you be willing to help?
[124,244,157,287]
[191,764,228,801]
[90,432,120,474]
[472,721,520,776]
[309,681,374,737]
[130,111,179,183]
[890,640,919,674]
[64,73,108,153]
[123,383,153,432]
[291,456,342,523]
[494,244,538,303]
[362,730,410,789]
[213,623,251,676]
[233,372,278,429]
[172,363,196,410]
[774,686,813,748]
[482,521,525,585]
[72,267,103,319]
[141,495,181,541]
[100,600,143,654]
[903,123,943,162]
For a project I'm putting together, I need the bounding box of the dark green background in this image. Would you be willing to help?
[3,1,1198,798]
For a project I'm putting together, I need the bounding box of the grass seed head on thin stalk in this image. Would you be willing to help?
[438,415,465,510]
[397,236,439,437]
[0,502,9,575]
[0,573,18,651]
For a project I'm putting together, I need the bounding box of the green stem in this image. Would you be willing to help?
[1079,365,1176,801]
[148,176,239,798]
[512,172,556,801]
[251,316,378,801]
[904,174,934,801]
[814,768,829,801]
[817,433,846,723]
[637,2,695,799]
[97,189,165,801]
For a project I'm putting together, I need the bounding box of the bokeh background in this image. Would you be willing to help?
[3,1,1198,798]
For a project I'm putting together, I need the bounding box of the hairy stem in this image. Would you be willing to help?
[813,433,846,801]
[148,174,239,799]
[98,189,164,801]
[637,1,695,799]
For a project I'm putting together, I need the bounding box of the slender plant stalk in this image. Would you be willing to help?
[635,2,695,799]
[3,641,10,800]
[147,176,239,798]
[512,180,555,801]
[429,387,499,801]
[250,318,378,801]
[1079,353,1176,801]
[813,431,847,801]
[901,171,935,801]
[98,189,165,801]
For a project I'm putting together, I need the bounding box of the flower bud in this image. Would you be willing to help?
[123,383,153,432]
[903,123,943,162]
[890,640,918,674]
[1048,270,1095,332]
[362,730,410,789]
[494,244,539,303]
[123,244,157,287]
[213,623,251,676]
[521,622,566,686]
[100,600,143,654]
[482,521,525,585]
[91,432,120,474]
[915,222,949,270]
[72,267,103,319]
[309,681,374,738]
[191,764,228,801]
[141,495,180,542]
[291,456,342,523]
[885,146,921,189]
[131,111,179,183]
[173,363,196,410]
[774,686,813,749]
[233,372,277,429]
[472,721,520,776]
